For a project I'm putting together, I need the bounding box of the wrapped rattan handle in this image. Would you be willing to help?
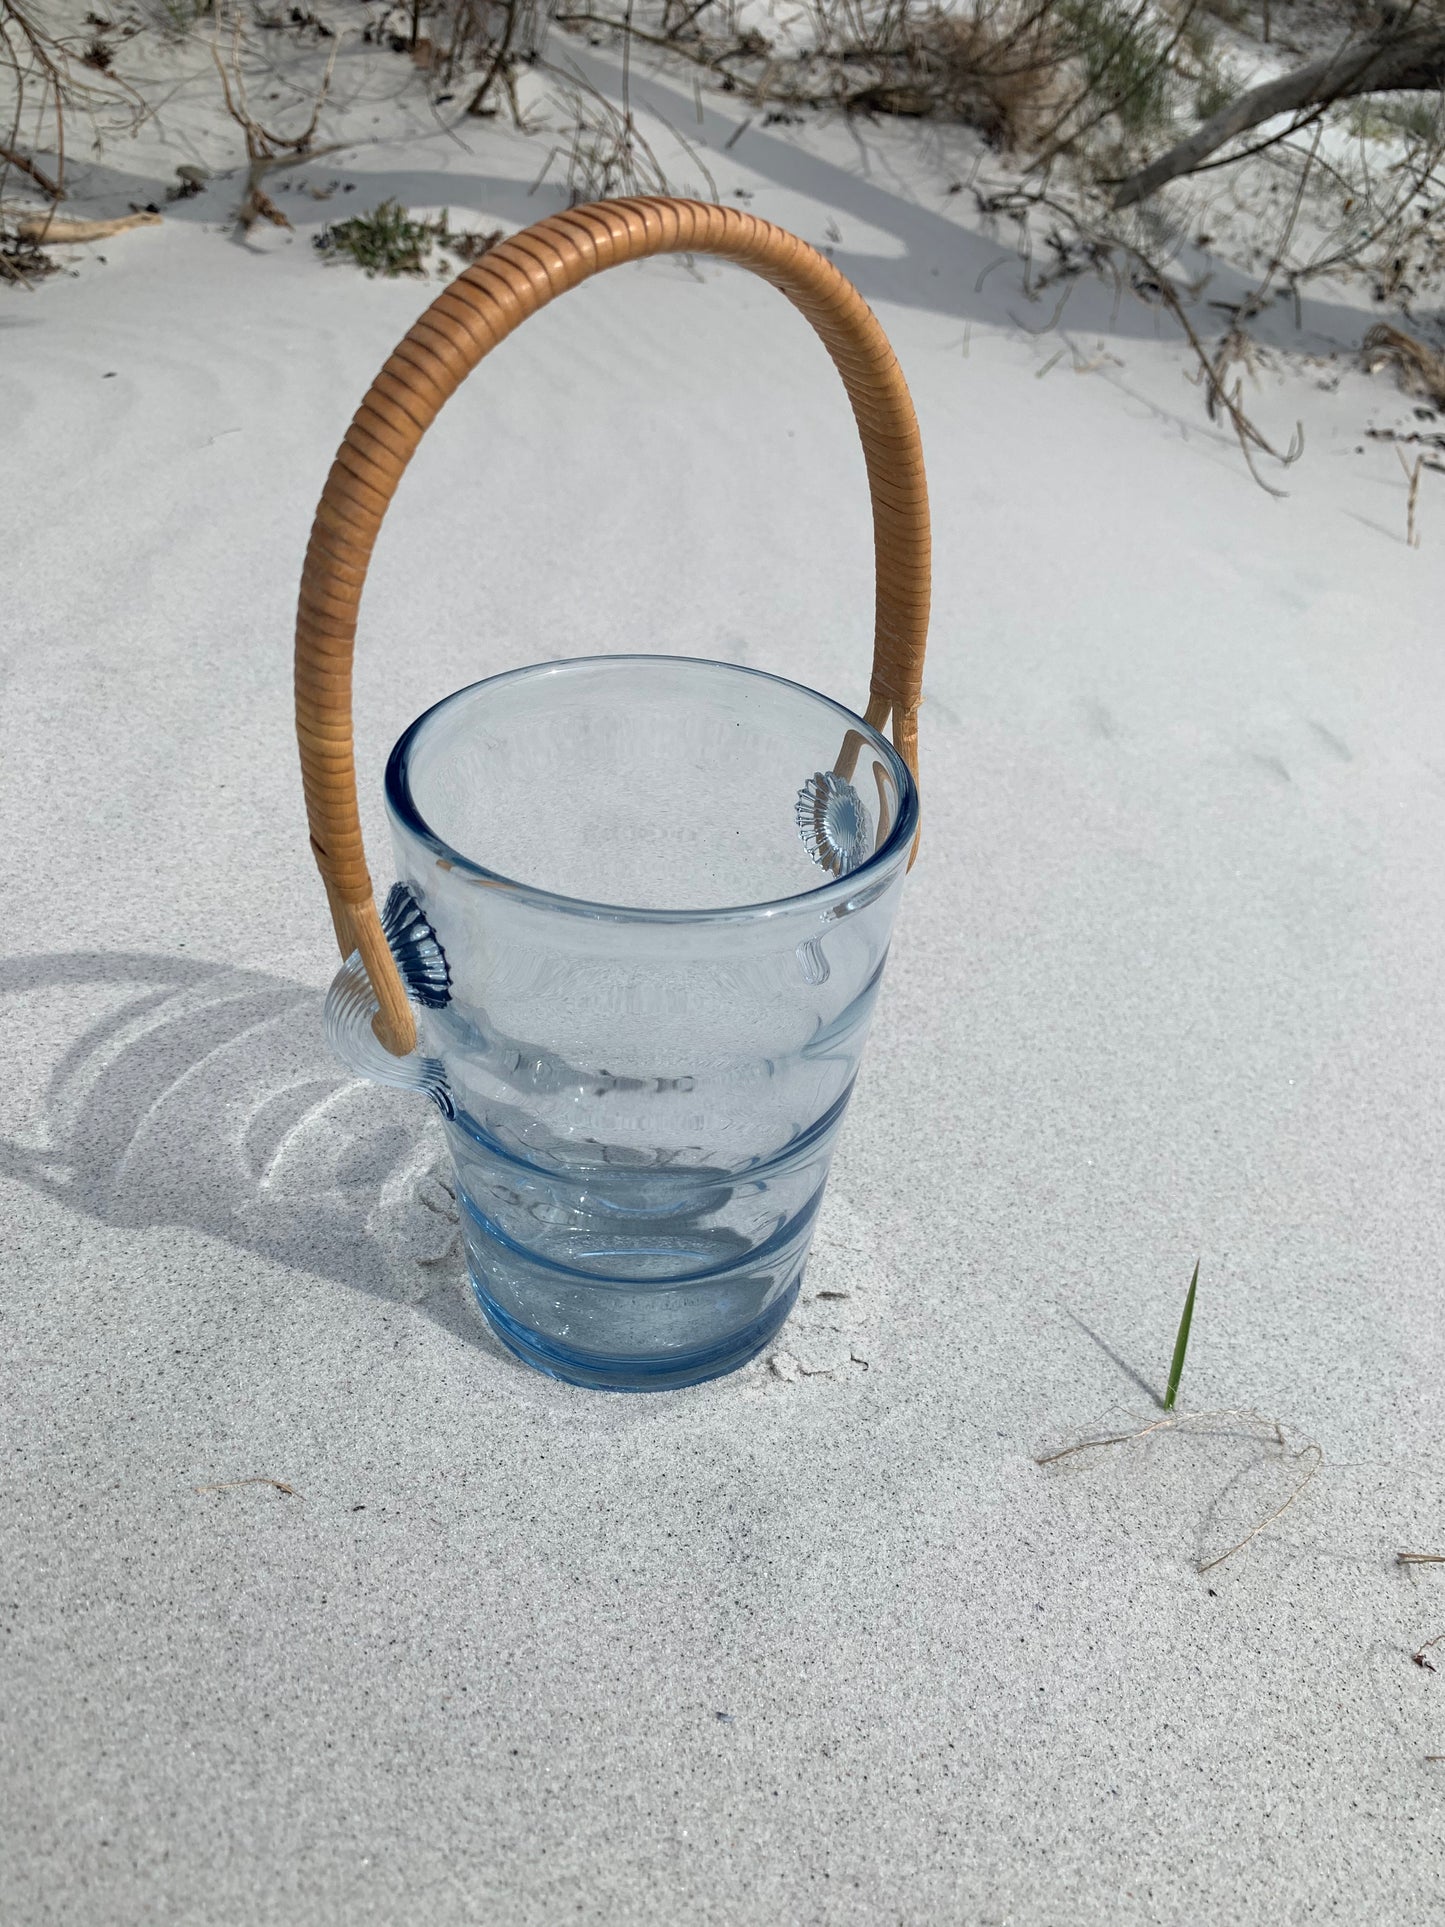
[297,195,931,1057]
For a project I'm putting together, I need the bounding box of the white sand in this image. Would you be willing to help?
[3,37,1445,1924]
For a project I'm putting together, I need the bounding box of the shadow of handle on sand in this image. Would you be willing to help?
[0,949,488,1347]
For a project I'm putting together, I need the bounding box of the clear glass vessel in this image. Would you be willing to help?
[326,655,918,1391]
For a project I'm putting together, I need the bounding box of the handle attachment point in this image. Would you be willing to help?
[324,948,453,1114]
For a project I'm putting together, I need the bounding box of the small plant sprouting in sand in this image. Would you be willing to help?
[1163,1258,1199,1412]
[315,198,440,274]
[1038,1261,1322,1575]
[314,200,502,276]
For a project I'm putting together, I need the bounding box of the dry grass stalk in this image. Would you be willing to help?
[537,66,672,200]
[1405,1553,1445,1678]
[1397,445,1424,547]
[194,1476,299,1496]
[1197,1439,1322,1573]
[1363,323,1445,410]
[1036,1405,1283,1465]
[1037,1406,1323,1575]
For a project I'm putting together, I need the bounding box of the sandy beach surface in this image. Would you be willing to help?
[3,43,1445,1923]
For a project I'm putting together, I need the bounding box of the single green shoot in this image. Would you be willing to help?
[1163,1260,1199,1412]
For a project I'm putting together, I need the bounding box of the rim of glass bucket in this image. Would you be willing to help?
[385,654,920,925]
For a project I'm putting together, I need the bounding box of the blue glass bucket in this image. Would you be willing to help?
[294,198,931,1389]
[323,654,918,1388]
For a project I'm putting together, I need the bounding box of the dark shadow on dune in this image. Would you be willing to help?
[0,949,505,1353]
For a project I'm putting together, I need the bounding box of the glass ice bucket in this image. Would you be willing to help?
[295,196,931,1390]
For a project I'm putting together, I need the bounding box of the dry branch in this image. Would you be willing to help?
[13,208,159,242]
[210,5,342,232]
[2,0,152,208]
[0,139,58,198]
[1112,26,1445,207]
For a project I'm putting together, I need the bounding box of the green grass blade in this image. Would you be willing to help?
[1163,1260,1199,1412]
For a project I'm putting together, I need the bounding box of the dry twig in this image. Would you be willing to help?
[1197,1441,1322,1574]
[0,137,57,197]
[1037,1407,1322,1575]
[211,4,342,232]
[194,1476,299,1496]
[1397,446,1425,548]
[1,0,151,216]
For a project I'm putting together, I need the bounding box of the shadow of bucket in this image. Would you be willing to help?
[0,950,491,1347]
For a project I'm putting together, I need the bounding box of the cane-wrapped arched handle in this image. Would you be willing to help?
[296,195,931,1056]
